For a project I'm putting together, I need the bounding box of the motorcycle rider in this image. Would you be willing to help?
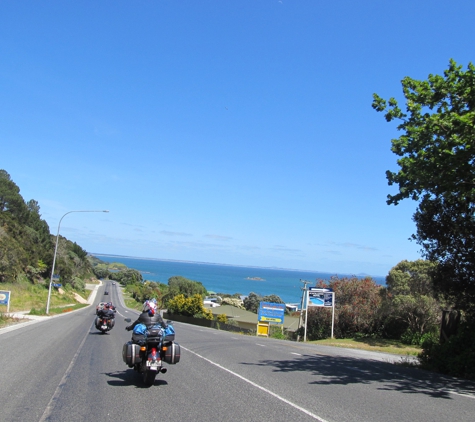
[126,300,167,340]
[97,302,116,328]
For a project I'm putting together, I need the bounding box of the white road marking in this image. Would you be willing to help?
[182,345,329,422]
[39,323,91,422]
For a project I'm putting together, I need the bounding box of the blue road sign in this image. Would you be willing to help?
[0,290,10,305]
[258,302,286,324]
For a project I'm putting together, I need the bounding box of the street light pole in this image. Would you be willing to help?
[46,209,109,314]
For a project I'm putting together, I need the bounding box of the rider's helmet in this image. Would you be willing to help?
[148,301,157,316]
[150,298,157,305]
[142,300,150,312]
[104,303,110,309]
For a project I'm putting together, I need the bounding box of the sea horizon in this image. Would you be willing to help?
[92,252,384,278]
[92,253,386,304]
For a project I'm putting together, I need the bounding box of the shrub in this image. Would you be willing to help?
[419,321,475,380]
[217,314,227,323]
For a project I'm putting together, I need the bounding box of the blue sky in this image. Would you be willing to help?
[1,1,474,277]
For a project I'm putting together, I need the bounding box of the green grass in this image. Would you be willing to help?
[0,281,92,313]
[309,337,421,356]
[29,303,88,315]
[121,287,142,311]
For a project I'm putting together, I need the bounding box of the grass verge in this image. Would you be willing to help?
[29,303,89,316]
[0,281,88,312]
[0,313,24,329]
[121,287,142,311]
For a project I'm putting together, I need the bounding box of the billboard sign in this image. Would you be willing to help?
[308,288,333,307]
[258,302,286,324]
[0,290,11,312]
[0,290,10,305]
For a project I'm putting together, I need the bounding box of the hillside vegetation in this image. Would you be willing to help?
[0,170,96,312]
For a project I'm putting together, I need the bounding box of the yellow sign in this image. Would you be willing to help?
[260,316,283,323]
[257,322,270,337]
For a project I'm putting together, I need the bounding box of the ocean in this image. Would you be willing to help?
[94,254,385,304]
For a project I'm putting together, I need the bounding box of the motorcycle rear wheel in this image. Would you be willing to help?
[143,370,156,386]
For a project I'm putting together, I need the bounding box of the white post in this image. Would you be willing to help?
[331,292,335,339]
[304,288,308,342]
[46,210,109,314]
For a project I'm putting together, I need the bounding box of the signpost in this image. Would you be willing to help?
[51,274,61,288]
[0,290,11,313]
[305,288,335,340]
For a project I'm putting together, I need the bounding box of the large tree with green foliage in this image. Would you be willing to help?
[242,292,285,314]
[0,170,53,282]
[165,276,207,299]
[381,260,441,343]
[373,60,475,317]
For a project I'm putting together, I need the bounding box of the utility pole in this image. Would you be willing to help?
[296,279,311,342]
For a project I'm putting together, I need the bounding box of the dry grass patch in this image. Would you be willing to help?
[310,337,421,356]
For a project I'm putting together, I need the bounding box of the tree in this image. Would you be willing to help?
[309,276,382,338]
[0,170,28,222]
[262,294,285,304]
[382,260,442,341]
[166,276,207,299]
[112,268,143,285]
[243,292,262,313]
[372,60,475,316]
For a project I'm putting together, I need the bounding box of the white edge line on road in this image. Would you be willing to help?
[38,322,92,422]
[182,346,329,422]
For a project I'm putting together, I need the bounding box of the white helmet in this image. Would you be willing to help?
[148,301,157,316]
[142,300,150,312]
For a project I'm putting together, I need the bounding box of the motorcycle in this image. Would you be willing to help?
[123,318,180,386]
[95,315,115,333]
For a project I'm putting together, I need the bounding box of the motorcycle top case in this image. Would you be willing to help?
[162,342,181,364]
[122,342,141,366]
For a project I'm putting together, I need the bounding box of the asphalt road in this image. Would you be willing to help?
[1,282,474,422]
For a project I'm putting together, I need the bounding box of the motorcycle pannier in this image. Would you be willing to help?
[162,342,181,364]
[163,325,175,342]
[122,342,141,365]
